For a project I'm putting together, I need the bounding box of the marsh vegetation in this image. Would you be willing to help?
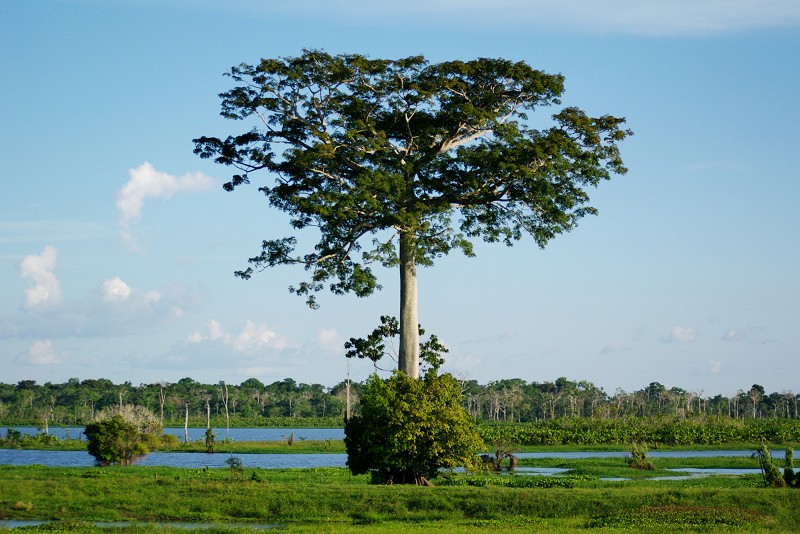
[2,446,800,532]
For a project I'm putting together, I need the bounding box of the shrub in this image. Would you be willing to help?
[204,427,216,453]
[345,371,484,485]
[84,415,150,466]
[784,448,796,487]
[756,441,786,488]
[626,441,655,470]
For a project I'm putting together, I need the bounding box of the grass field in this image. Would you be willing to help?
[2,448,799,532]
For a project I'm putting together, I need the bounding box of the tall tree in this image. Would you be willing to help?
[194,50,631,378]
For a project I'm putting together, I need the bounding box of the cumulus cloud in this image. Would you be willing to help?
[709,360,722,374]
[95,277,162,311]
[101,277,133,302]
[207,319,227,341]
[17,339,62,365]
[19,246,63,309]
[116,162,215,250]
[187,319,291,353]
[234,320,280,352]
[662,325,697,343]
[2,275,199,340]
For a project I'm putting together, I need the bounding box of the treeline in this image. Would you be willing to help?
[0,376,797,428]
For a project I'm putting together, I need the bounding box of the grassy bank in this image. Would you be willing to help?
[2,454,799,532]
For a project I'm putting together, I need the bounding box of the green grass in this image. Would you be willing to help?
[2,454,799,533]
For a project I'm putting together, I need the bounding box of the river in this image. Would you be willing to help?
[0,448,775,469]
[2,426,345,442]
[2,426,777,468]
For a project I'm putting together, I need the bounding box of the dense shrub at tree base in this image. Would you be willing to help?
[345,372,484,485]
[84,415,154,466]
[83,404,168,466]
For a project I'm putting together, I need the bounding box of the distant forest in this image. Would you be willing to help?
[1,376,797,429]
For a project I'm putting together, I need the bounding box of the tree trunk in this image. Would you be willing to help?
[222,383,230,440]
[345,360,351,421]
[159,385,166,426]
[183,403,189,443]
[398,231,420,379]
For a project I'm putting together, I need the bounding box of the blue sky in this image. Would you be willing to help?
[1,0,798,396]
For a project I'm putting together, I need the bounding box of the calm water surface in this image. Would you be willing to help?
[2,426,345,442]
[1,427,779,468]
[0,448,776,469]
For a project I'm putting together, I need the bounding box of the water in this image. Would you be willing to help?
[648,467,763,481]
[1,426,345,442]
[515,450,787,459]
[513,467,570,476]
[0,448,777,469]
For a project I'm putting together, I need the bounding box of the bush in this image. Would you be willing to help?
[204,427,216,453]
[626,441,655,470]
[84,415,151,466]
[756,442,786,488]
[345,371,484,485]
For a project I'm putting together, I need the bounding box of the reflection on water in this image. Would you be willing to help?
[515,450,786,459]
[603,467,763,482]
[2,426,345,442]
[1,447,776,469]
[512,467,570,476]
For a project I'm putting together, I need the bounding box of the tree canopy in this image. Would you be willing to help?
[194,50,631,377]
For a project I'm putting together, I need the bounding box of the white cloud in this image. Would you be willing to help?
[187,319,230,344]
[101,277,132,302]
[709,360,722,374]
[662,325,697,343]
[116,162,215,250]
[207,319,227,341]
[1,276,199,341]
[19,246,63,309]
[186,332,205,344]
[18,339,62,365]
[95,278,161,311]
[235,320,279,352]
[316,328,345,355]
[187,319,291,353]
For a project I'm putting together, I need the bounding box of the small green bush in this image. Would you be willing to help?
[204,427,216,453]
[625,441,655,470]
[84,415,150,466]
[757,442,786,488]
